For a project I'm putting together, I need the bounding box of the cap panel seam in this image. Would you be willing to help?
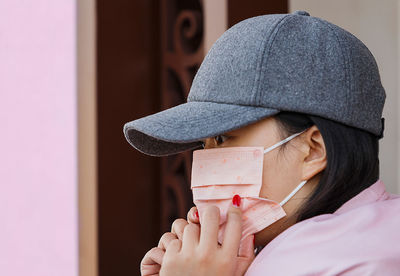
[318,19,351,120]
[252,14,291,106]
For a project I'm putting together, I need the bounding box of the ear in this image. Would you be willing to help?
[300,126,327,181]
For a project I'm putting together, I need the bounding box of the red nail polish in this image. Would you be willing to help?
[253,236,256,247]
[195,211,199,219]
[232,194,241,207]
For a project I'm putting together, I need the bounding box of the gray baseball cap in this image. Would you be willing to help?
[123,10,386,156]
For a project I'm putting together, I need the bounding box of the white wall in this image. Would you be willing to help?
[0,1,78,275]
[290,0,400,194]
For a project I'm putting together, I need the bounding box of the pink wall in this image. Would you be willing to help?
[0,1,78,275]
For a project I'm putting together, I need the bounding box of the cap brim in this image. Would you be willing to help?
[123,101,279,156]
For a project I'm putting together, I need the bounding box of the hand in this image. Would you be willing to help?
[159,198,255,276]
[140,207,200,275]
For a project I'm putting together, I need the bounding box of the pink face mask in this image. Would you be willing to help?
[190,132,307,244]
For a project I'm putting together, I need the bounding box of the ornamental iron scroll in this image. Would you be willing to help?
[160,0,204,232]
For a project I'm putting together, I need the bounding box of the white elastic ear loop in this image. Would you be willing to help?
[262,130,308,206]
[263,131,305,154]
[279,180,307,206]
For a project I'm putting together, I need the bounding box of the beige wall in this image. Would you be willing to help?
[203,0,228,53]
[78,0,97,275]
[290,0,400,194]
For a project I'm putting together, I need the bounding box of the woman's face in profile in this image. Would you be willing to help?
[202,116,326,246]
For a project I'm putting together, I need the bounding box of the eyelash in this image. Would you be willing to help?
[201,134,230,148]
[214,134,230,145]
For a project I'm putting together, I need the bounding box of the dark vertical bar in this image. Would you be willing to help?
[95,0,288,275]
[96,0,161,275]
[159,0,204,233]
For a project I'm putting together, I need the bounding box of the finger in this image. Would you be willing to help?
[222,198,243,257]
[235,235,256,276]
[181,223,200,252]
[171,218,188,240]
[163,239,182,268]
[238,234,255,259]
[140,247,165,275]
[187,206,199,224]
[141,247,165,265]
[157,232,178,250]
[140,263,160,276]
[199,205,220,250]
[165,239,182,255]
[235,257,254,276]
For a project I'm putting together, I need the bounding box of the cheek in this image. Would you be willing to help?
[259,152,297,201]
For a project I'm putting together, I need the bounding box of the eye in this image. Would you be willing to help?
[214,134,230,145]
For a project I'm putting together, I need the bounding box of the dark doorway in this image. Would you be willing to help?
[96,1,287,275]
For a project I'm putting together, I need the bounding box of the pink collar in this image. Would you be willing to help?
[334,179,389,215]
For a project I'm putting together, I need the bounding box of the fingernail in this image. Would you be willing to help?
[232,194,241,207]
[195,211,199,219]
[253,236,256,247]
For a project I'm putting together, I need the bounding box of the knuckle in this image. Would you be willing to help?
[183,224,200,237]
[171,218,188,233]
[158,232,176,247]
[148,246,160,255]
[141,247,160,265]
[184,223,199,234]
[169,239,180,246]
[166,239,181,253]
[162,232,176,240]
[171,218,187,228]
[159,232,169,241]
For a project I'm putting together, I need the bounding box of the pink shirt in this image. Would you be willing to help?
[245,180,400,275]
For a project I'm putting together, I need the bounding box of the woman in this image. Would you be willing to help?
[123,10,400,275]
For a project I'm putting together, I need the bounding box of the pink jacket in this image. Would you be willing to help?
[245,180,400,275]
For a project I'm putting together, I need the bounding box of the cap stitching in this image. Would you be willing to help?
[318,19,351,121]
[252,14,291,106]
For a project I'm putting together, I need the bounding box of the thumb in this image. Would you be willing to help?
[140,247,164,276]
[235,234,255,276]
[238,234,255,259]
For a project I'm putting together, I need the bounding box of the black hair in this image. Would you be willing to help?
[274,111,380,223]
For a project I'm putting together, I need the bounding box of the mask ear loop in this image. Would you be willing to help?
[279,180,307,206]
[261,129,309,206]
[263,131,305,154]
